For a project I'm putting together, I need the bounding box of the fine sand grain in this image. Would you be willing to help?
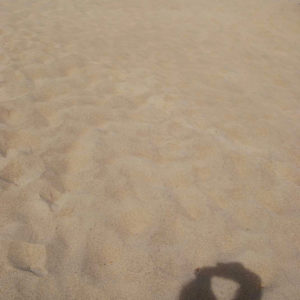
[0,0,299,299]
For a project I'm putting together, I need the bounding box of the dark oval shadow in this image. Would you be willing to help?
[179,262,262,300]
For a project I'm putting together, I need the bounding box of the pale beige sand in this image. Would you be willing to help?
[0,0,299,299]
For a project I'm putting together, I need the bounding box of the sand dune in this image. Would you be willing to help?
[0,0,299,299]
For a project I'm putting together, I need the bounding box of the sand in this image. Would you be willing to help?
[0,0,299,299]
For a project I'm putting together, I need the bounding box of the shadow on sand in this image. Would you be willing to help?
[179,262,262,300]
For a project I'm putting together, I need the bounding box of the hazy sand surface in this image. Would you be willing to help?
[0,0,299,299]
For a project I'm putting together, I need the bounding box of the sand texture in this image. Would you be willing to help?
[0,0,299,299]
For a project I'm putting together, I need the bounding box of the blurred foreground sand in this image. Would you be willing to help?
[0,0,299,299]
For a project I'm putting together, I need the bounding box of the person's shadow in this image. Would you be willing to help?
[179,262,262,300]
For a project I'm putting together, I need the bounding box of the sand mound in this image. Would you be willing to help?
[0,0,299,299]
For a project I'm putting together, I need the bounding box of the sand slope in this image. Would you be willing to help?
[0,0,299,299]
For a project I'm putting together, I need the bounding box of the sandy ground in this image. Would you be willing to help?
[0,0,299,299]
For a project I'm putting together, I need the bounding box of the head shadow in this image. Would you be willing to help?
[179,262,262,300]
